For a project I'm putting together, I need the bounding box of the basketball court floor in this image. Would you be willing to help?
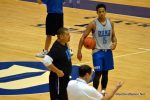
[0,0,150,100]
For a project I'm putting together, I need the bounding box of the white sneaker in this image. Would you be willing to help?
[69,49,73,56]
[101,90,106,96]
[36,50,48,58]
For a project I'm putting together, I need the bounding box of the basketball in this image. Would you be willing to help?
[83,37,96,49]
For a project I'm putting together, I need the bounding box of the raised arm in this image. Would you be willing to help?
[102,81,124,100]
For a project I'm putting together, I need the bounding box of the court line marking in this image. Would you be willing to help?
[0,72,49,89]
[0,65,45,78]
[74,48,150,65]
[114,48,150,58]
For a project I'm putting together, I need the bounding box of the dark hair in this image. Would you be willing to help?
[79,65,92,77]
[96,3,106,11]
[57,27,68,35]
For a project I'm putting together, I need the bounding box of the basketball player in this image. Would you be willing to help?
[77,4,117,95]
[36,0,73,58]
[67,65,123,100]
[43,28,72,100]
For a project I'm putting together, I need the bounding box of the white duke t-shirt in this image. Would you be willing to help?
[67,78,103,100]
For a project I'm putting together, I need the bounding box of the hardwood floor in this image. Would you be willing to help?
[0,0,150,100]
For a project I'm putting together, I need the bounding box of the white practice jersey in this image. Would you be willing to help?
[92,18,112,51]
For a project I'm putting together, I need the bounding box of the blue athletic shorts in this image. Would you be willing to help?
[92,50,114,71]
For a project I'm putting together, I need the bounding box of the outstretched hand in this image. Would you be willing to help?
[116,81,124,88]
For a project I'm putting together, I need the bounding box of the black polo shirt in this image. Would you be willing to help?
[47,40,72,76]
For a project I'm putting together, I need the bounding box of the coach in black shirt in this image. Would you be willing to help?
[43,27,72,100]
